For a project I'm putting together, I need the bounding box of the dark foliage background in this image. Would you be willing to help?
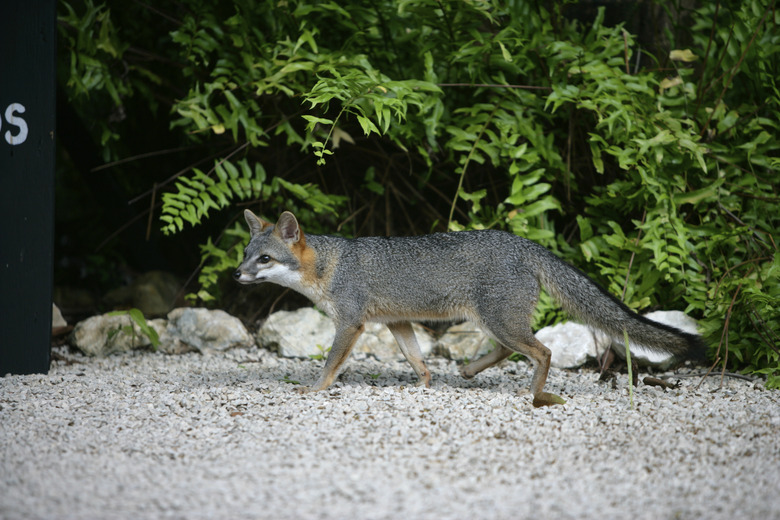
[56,0,779,385]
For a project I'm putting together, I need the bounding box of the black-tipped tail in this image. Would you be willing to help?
[533,244,708,364]
[680,331,708,364]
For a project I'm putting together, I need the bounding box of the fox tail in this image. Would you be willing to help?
[533,245,706,361]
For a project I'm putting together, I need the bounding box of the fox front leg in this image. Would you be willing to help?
[386,322,431,388]
[297,323,365,393]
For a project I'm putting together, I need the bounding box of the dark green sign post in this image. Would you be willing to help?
[0,1,56,375]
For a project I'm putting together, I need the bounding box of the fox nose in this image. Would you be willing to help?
[232,270,241,281]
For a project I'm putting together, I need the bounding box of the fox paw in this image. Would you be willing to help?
[532,392,566,408]
[415,371,432,388]
[459,365,476,380]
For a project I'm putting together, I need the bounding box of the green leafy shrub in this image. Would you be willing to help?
[107,308,160,350]
[59,0,778,385]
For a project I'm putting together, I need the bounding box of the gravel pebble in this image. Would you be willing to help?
[1,346,779,520]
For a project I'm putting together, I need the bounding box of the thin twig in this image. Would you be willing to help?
[717,202,772,250]
[622,30,630,75]
[261,289,291,322]
[131,0,183,25]
[145,182,157,241]
[748,310,780,355]
[658,371,758,383]
[697,283,743,390]
[643,376,679,389]
[437,83,552,90]
[695,1,720,115]
[91,145,195,172]
[699,1,773,138]
[96,200,162,251]
[127,144,238,205]
[447,106,498,229]
[128,109,302,206]
[714,256,770,298]
[620,210,647,302]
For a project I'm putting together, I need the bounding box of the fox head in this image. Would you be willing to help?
[233,210,307,287]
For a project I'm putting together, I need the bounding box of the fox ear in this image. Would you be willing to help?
[244,210,273,237]
[276,211,302,244]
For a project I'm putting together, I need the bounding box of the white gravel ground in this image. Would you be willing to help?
[2,345,779,520]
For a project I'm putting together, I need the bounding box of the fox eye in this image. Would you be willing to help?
[259,255,271,264]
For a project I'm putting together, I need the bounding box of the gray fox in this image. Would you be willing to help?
[234,210,705,407]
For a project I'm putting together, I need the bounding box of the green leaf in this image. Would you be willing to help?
[356,114,380,136]
[669,49,698,62]
[498,41,513,63]
[302,115,334,130]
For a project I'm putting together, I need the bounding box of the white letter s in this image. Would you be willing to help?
[5,103,29,145]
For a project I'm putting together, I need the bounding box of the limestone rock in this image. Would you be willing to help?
[436,322,494,361]
[535,322,611,368]
[257,308,435,361]
[52,303,67,329]
[70,314,156,357]
[149,318,196,355]
[354,322,434,362]
[437,320,610,369]
[166,308,254,352]
[257,308,334,358]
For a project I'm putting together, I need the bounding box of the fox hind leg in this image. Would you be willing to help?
[459,344,513,379]
[467,307,565,407]
[519,337,566,407]
[493,335,564,407]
